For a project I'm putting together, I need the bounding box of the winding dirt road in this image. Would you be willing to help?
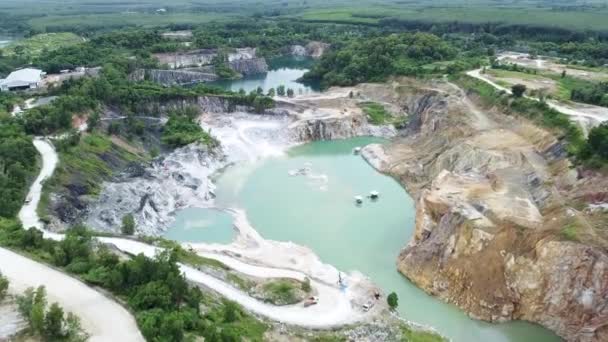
[9,137,368,331]
[466,68,608,135]
[2,138,145,342]
[0,248,144,342]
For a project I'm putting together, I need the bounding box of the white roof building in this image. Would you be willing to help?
[0,68,44,92]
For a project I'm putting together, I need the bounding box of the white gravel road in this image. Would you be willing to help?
[4,138,145,341]
[0,248,144,342]
[9,137,368,332]
[466,68,608,135]
[98,235,366,329]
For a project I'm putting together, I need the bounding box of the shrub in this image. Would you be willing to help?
[121,213,135,235]
[0,271,8,300]
[162,113,216,148]
[387,292,399,310]
[511,84,527,98]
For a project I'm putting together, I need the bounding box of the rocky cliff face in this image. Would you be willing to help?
[130,69,218,86]
[361,79,608,342]
[229,57,268,76]
[135,95,252,116]
[154,47,258,69]
[83,90,398,235]
[86,144,223,235]
[289,113,395,141]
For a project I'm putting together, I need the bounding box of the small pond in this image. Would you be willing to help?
[209,56,320,94]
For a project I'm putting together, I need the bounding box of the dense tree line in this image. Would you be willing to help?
[20,95,95,135]
[0,118,37,218]
[0,92,20,116]
[380,18,608,43]
[579,123,608,167]
[302,32,456,87]
[191,20,366,57]
[571,82,608,107]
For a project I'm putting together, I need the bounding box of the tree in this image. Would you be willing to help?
[0,272,8,300]
[267,88,276,97]
[277,85,286,96]
[587,123,608,159]
[30,286,47,334]
[223,300,240,323]
[511,84,527,98]
[44,303,65,339]
[287,88,295,98]
[87,111,100,132]
[121,214,135,235]
[65,313,86,341]
[252,96,274,114]
[387,292,398,310]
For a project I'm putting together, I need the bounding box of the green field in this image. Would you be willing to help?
[2,33,83,58]
[27,13,236,31]
[2,0,608,33]
[296,4,608,32]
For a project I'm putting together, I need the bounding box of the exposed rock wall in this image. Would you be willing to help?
[135,95,252,116]
[289,114,395,141]
[154,47,259,69]
[229,57,268,76]
[86,144,223,235]
[129,69,218,86]
[361,79,608,342]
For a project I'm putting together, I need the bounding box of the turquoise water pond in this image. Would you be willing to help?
[170,137,562,342]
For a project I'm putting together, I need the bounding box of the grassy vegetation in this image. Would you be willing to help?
[359,102,392,125]
[2,33,83,59]
[400,325,446,342]
[486,69,593,101]
[487,69,544,81]
[561,224,580,241]
[52,133,142,196]
[553,76,595,102]
[153,238,230,271]
[162,108,218,148]
[490,62,608,106]
[359,101,407,128]
[261,279,301,305]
